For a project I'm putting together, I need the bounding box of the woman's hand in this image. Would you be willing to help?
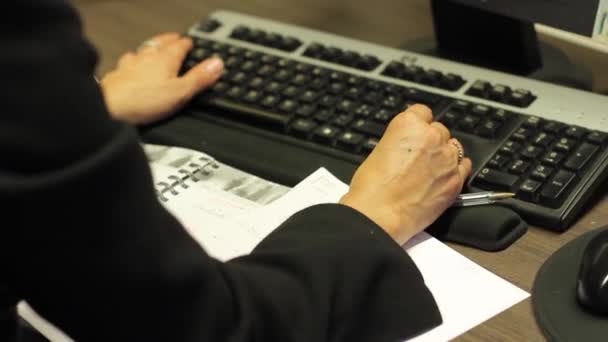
[340,105,472,245]
[100,32,224,125]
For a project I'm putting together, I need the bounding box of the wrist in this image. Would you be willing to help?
[339,193,417,245]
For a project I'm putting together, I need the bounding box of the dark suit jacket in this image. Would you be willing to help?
[0,1,441,341]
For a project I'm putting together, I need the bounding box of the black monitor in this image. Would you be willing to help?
[454,0,606,38]
[425,0,608,89]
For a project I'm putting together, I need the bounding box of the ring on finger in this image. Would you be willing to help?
[450,141,464,164]
[137,39,161,52]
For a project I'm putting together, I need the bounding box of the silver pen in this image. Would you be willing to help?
[452,191,515,207]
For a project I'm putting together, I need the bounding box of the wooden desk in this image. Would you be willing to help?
[72,1,608,340]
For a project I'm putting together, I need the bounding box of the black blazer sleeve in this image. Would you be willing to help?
[0,1,441,341]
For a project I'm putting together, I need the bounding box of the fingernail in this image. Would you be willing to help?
[204,57,224,75]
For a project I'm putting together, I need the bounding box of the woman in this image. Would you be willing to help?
[1,1,472,341]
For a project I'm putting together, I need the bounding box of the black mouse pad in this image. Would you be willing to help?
[532,227,608,342]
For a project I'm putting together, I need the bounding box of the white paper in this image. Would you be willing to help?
[239,167,530,341]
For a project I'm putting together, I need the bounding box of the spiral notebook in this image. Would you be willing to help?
[144,143,290,206]
[143,144,291,261]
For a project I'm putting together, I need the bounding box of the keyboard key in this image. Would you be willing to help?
[476,120,502,138]
[474,168,520,191]
[243,90,263,103]
[328,82,346,95]
[439,73,465,91]
[190,48,211,61]
[319,95,338,107]
[210,81,230,94]
[532,132,554,147]
[487,154,510,169]
[278,99,298,113]
[438,111,460,128]
[373,109,395,124]
[295,104,316,117]
[587,131,608,145]
[264,81,283,94]
[226,86,244,99]
[543,121,566,134]
[336,99,356,113]
[540,170,576,208]
[260,95,280,108]
[404,88,441,106]
[345,87,362,99]
[313,109,334,123]
[420,69,442,86]
[336,131,364,152]
[451,100,470,112]
[541,151,565,167]
[361,138,380,154]
[492,109,510,122]
[354,104,375,118]
[564,143,598,171]
[199,19,221,32]
[274,69,292,82]
[459,115,480,133]
[508,160,531,175]
[530,165,554,181]
[512,127,533,141]
[230,25,250,39]
[300,90,321,103]
[471,104,491,116]
[333,114,354,127]
[520,145,544,160]
[508,89,535,107]
[383,61,404,77]
[467,80,490,97]
[523,116,542,129]
[499,141,522,155]
[490,84,510,100]
[312,125,340,144]
[553,138,577,153]
[281,86,300,98]
[564,126,588,140]
[289,118,317,138]
[518,179,542,201]
[352,119,385,138]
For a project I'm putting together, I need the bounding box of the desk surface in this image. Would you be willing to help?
[73,1,608,340]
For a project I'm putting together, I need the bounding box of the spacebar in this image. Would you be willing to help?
[194,97,291,129]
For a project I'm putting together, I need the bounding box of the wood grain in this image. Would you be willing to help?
[71,1,608,340]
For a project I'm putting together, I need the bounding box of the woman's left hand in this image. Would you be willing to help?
[100,32,224,125]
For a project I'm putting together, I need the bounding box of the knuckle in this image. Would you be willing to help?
[425,128,442,145]
[388,111,412,129]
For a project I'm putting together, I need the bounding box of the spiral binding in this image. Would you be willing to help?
[156,156,219,202]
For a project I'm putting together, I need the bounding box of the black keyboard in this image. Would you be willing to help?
[141,11,608,232]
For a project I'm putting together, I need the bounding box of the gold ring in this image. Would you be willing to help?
[451,141,464,163]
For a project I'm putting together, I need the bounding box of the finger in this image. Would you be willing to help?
[178,57,224,99]
[457,157,473,182]
[138,32,181,53]
[405,104,433,123]
[117,52,136,68]
[162,37,194,71]
[430,122,450,143]
[448,138,465,164]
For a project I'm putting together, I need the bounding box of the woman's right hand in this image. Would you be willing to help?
[339,104,472,245]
